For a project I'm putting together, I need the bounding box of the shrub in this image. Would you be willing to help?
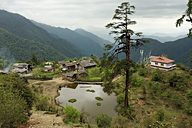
[156,109,165,122]
[96,114,112,128]
[168,73,187,91]
[131,75,144,87]
[0,74,34,109]
[152,71,163,82]
[138,68,148,77]
[149,82,163,96]
[0,88,28,128]
[63,106,80,124]
[116,93,124,105]
[35,95,57,112]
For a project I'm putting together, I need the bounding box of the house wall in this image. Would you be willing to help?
[150,61,176,69]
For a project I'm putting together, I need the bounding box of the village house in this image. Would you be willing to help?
[80,59,97,69]
[149,56,176,71]
[11,63,32,73]
[43,62,54,72]
[59,61,80,72]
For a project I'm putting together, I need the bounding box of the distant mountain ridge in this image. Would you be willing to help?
[0,9,191,67]
[32,21,110,56]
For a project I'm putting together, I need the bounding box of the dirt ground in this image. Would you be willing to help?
[28,77,76,98]
[28,111,69,128]
[26,77,76,128]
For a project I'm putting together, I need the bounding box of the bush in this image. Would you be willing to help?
[116,93,124,105]
[35,95,57,112]
[156,109,165,122]
[149,82,163,96]
[152,71,163,82]
[0,74,34,109]
[63,106,80,124]
[0,88,28,128]
[96,114,112,128]
[131,75,144,87]
[138,68,148,77]
[168,73,187,91]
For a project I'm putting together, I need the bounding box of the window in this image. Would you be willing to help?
[161,63,164,66]
[155,62,158,65]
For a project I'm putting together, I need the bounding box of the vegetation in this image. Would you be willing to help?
[176,0,192,37]
[96,103,102,106]
[96,114,112,128]
[68,99,77,103]
[95,97,104,101]
[34,95,57,112]
[101,63,192,127]
[86,89,95,93]
[63,106,81,124]
[0,74,34,127]
[79,67,102,82]
[106,2,144,108]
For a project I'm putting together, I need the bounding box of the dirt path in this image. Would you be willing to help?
[28,111,69,128]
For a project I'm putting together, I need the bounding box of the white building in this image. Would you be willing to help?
[149,56,176,71]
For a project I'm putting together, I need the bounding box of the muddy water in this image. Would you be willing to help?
[56,84,117,120]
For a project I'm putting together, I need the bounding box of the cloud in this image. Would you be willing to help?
[0,0,189,37]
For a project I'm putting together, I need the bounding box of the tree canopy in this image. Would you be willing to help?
[176,0,192,37]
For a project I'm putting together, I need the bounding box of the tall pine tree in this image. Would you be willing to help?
[106,2,143,108]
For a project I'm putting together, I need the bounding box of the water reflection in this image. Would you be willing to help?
[56,84,117,120]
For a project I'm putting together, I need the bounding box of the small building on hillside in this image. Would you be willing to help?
[149,56,176,71]
[43,62,54,72]
[11,63,31,73]
[59,61,80,72]
[80,59,97,69]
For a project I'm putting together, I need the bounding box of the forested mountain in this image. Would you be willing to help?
[74,28,110,47]
[131,37,192,67]
[32,21,106,56]
[0,28,63,60]
[0,10,83,59]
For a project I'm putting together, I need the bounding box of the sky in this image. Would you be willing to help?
[0,0,190,40]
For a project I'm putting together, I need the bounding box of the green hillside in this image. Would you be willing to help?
[0,10,82,59]
[0,28,63,60]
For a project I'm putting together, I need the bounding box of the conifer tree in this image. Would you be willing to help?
[106,2,143,108]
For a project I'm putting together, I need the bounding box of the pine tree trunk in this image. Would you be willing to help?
[124,37,130,108]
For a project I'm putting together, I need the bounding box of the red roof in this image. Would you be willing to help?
[150,56,174,64]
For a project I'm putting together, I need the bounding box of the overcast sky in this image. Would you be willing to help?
[0,0,190,40]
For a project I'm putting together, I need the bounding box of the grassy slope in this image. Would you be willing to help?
[111,66,192,127]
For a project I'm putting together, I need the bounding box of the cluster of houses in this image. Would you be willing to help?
[0,56,176,77]
[58,59,97,79]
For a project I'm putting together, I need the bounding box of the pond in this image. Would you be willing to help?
[56,84,117,121]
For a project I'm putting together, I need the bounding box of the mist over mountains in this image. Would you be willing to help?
[0,9,191,67]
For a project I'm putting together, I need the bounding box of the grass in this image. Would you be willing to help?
[32,67,60,79]
[79,67,102,82]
